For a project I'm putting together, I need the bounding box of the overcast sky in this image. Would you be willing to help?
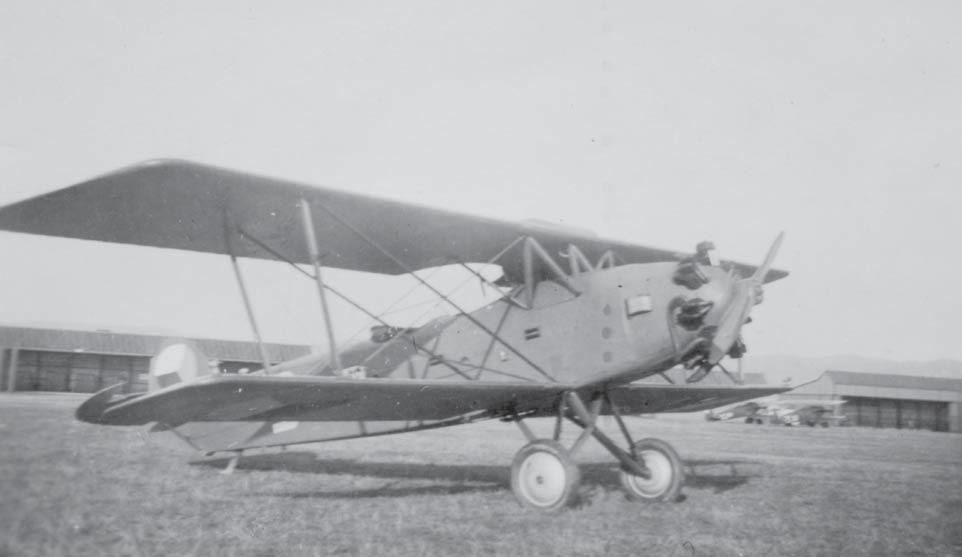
[0,1,959,362]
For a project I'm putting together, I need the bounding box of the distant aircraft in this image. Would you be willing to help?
[0,160,790,511]
[774,401,847,427]
[707,399,846,427]
[705,401,767,424]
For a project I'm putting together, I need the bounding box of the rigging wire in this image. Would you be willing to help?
[233,226,521,378]
[309,202,558,382]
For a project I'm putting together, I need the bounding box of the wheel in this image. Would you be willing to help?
[510,439,580,512]
[619,438,685,502]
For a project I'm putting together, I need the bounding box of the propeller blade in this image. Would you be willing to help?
[709,233,784,365]
[752,232,785,283]
[709,282,753,363]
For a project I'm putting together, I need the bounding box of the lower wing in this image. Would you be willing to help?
[77,375,788,451]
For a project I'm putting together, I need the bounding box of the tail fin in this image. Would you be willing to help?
[149,340,212,391]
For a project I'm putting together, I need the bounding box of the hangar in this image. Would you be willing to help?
[0,325,310,394]
[785,370,962,433]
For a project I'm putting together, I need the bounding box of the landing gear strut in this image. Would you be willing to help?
[508,391,685,511]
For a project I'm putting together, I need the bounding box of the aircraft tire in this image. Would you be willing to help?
[619,438,685,503]
[510,439,580,512]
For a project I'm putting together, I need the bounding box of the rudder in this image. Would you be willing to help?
[149,339,212,391]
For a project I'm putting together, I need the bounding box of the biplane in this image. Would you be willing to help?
[705,401,767,424]
[772,400,847,427]
[0,160,790,511]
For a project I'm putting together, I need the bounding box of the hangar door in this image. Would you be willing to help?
[12,350,264,394]
[843,396,949,432]
[13,350,150,394]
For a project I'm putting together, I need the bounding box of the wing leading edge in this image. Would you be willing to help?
[0,159,788,284]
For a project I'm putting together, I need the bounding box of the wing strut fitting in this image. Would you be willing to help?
[522,237,581,307]
[562,244,594,276]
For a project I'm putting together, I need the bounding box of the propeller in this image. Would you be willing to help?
[707,232,784,365]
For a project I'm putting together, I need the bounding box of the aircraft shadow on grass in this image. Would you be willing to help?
[192,452,761,499]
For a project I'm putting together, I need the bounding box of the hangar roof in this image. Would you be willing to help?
[824,370,962,393]
[0,325,310,362]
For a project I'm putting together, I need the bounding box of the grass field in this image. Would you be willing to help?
[1,393,960,557]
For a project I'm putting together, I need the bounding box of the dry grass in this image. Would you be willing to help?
[1,393,960,556]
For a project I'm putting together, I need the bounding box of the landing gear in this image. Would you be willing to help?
[509,391,685,512]
[510,440,580,512]
[220,450,242,475]
[618,438,684,502]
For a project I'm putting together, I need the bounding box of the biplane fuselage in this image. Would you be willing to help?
[334,262,735,387]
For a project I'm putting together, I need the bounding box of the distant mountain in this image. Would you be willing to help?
[742,354,962,386]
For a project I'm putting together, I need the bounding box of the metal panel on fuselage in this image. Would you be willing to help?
[393,263,693,385]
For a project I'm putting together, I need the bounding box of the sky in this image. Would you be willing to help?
[0,1,960,362]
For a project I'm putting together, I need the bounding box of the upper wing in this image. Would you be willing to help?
[76,373,789,427]
[0,159,788,284]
